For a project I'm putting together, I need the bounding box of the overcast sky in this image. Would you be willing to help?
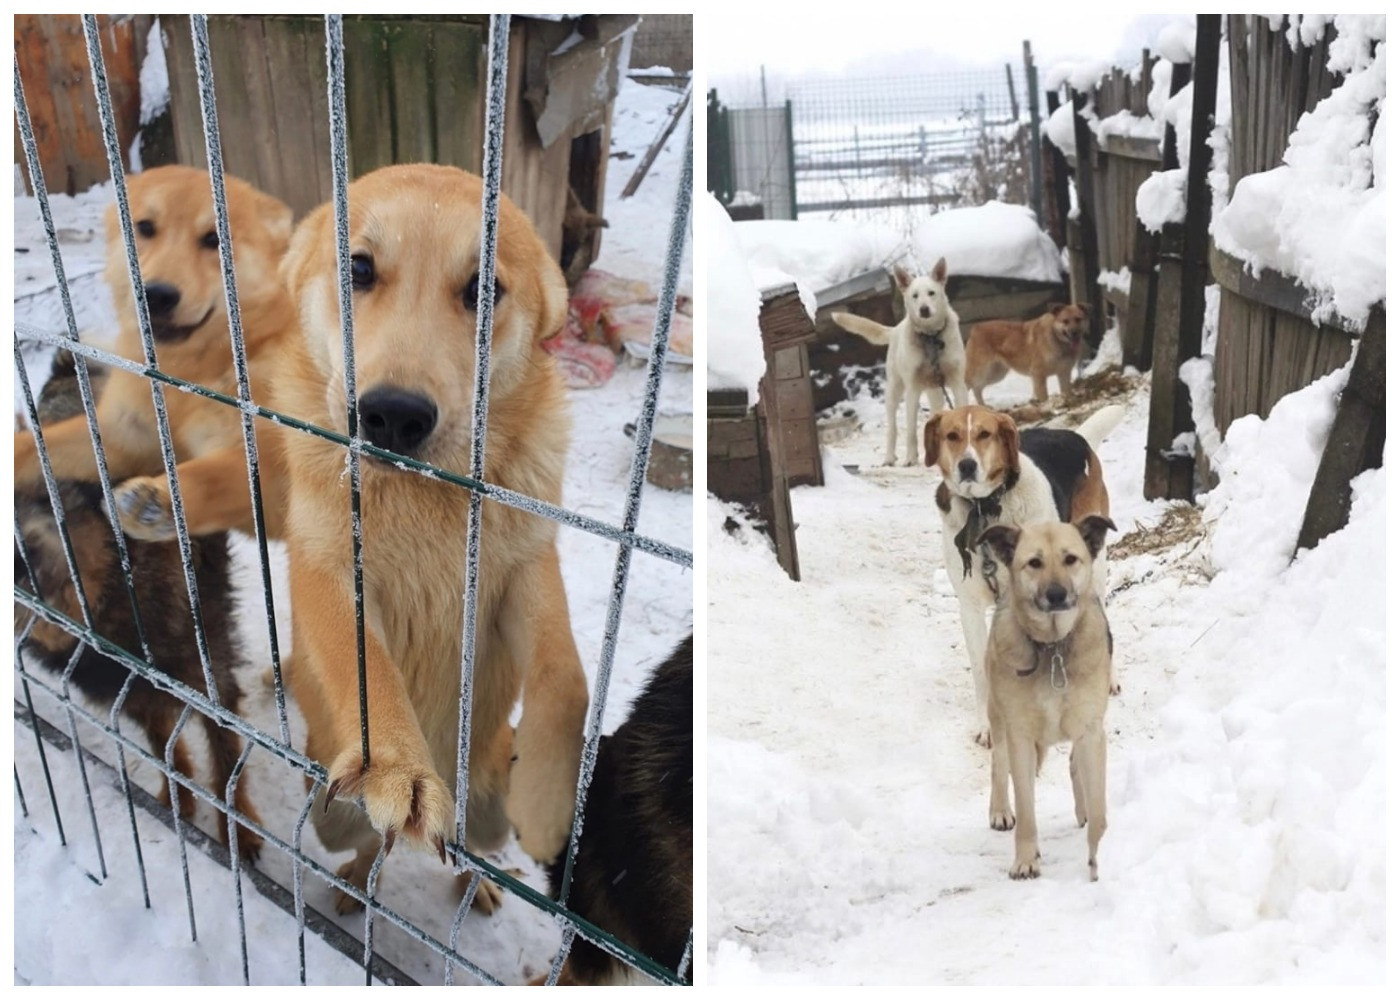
[706,11,1191,97]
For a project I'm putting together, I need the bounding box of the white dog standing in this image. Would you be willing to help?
[833,258,968,466]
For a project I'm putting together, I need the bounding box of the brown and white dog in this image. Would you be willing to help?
[964,303,1090,404]
[978,516,1116,881]
[832,258,968,466]
[923,403,1122,745]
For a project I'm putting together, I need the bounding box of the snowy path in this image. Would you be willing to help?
[709,368,1383,985]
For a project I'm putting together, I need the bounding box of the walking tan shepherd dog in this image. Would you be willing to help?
[14,165,295,540]
[964,303,1089,405]
[832,258,968,466]
[275,164,589,913]
[977,516,1116,881]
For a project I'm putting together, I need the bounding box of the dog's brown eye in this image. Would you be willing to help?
[462,272,505,312]
[977,430,990,440]
[200,230,218,250]
[1027,557,1043,569]
[136,219,156,239]
[350,253,375,290]
[946,432,958,442]
[1065,554,1079,565]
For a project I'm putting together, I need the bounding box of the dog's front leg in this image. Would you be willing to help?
[956,591,993,747]
[987,699,1014,830]
[902,385,921,466]
[1007,733,1040,879]
[883,377,901,466]
[502,546,588,865]
[291,557,454,855]
[1076,725,1108,881]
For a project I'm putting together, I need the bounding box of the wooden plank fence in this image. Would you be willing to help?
[1049,15,1382,535]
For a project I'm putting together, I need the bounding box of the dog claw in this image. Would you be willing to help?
[325,778,342,810]
[382,827,396,858]
[435,834,447,865]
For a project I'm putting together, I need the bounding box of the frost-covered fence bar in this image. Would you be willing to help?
[13,10,691,986]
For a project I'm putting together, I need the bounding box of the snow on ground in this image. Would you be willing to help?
[708,364,1383,984]
[13,75,692,987]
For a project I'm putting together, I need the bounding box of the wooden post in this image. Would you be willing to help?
[1070,88,1106,351]
[1043,89,1071,248]
[1122,56,1188,371]
[1295,308,1385,554]
[1023,41,1043,225]
[1143,15,1221,501]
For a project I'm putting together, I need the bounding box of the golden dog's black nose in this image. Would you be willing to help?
[359,387,437,455]
[144,282,181,317]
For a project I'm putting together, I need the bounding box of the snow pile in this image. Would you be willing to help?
[1045,101,1078,156]
[912,202,1062,282]
[1155,18,1196,63]
[1212,16,1385,328]
[734,218,902,291]
[1136,167,1187,231]
[1204,362,1350,580]
[705,193,766,402]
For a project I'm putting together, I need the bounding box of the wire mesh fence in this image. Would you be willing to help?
[714,66,1037,232]
[13,12,692,986]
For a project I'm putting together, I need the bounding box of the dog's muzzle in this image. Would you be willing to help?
[1038,584,1077,613]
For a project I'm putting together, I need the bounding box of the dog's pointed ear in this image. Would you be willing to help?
[893,265,912,291]
[995,411,1020,480]
[923,412,943,467]
[932,257,948,284]
[1045,301,1067,315]
[535,257,569,341]
[977,524,1021,568]
[1075,514,1117,560]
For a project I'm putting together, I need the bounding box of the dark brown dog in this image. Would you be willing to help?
[14,479,264,861]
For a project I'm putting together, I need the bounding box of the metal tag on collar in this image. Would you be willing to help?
[1049,648,1068,690]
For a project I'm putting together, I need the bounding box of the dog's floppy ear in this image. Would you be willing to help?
[923,411,943,468]
[994,411,1020,480]
[1075,514,1116,560]
[534,257,569,341]
[932,256,948,284]
[250,188,294,250]
[279,202,330,298]
[977,524,1021,568]
[892,265,912,291]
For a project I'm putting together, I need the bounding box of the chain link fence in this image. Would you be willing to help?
[13,12,692,986]
[712,66,1037,233]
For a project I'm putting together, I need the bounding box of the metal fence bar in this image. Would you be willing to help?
[14,766,28,817]
[13,323,692,569]
[558,124,694,909]
[189,13,291,746]
[12,613,67,845]
[13,67,156,671]
[106,672,153,906]
[453,8,511,858]
[80,14,222,708]
[165,704,200,941]
[291,785,318,986]
[225,740,256,984]
[322,13,373,769]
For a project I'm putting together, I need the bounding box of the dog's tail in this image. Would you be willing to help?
[1074,404,1126,451]
[831,311,893,346]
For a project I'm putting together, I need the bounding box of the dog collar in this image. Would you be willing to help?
[1018,636,1070,689]
[952,470,1020,580]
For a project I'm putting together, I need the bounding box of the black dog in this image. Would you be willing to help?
[14,479,264,861]
[541,634,692,985]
